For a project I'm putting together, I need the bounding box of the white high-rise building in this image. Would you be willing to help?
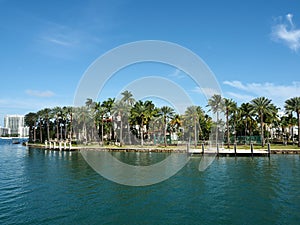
[4,115,29,137]
[0,127,10,136]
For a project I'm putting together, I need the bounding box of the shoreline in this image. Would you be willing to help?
[24,143,300,154]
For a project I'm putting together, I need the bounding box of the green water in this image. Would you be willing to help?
[0,144,299,224]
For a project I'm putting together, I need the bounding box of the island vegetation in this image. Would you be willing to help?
[24,91,300,148]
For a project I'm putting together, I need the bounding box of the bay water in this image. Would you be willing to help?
[0,142,299,224]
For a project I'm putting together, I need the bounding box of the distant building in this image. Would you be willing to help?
[4,115,29,137]
[0,127,10,136]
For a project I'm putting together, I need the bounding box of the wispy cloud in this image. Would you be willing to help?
[36,22,103,59]
[40,23,80,48]
[26,89,55,97]
[169,69,185,79]
[192,86,221,98]
[272,13,300,52]
[225,92,255,103]
[223,80,300,107]
[44,37,74,47]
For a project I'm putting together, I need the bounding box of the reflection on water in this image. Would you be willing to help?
[110,151,171,166]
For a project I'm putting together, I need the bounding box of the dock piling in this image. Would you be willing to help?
[250,143,253,157]
[234,143,237,157]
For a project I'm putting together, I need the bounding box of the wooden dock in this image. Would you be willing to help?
[188,148,269,156]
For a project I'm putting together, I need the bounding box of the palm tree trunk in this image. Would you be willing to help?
[194,118,197,148]
[297,111,300,147]
[34,126,36,143]
[101,118,104,146]
[64,123,67,140]
[164,117,167,147]
[226,109,230,148]
[39,122,43,143]
[69,113,73,142]
[216,111,219,147]
[127,122,131,145]
[120,119,123,147]
[261,114,264,147]
[56,119,59,140]
[47,121,50,141]
[141,118,144,146]
[60,126,63,141]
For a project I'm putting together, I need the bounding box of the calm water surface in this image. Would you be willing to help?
[0,143,300,225]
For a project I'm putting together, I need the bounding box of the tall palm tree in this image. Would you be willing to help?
[52,106,62,140]
[130,100,156,145]
[240,103,255,144]
[94,101,105,145]
[102,98,115,140]
[207,94,224,146]
[121,90,135,106]
[73,106,89,143]
[250,97,273,147]
[158,106,175,147]
[224,98,237,148]
[121,90,135,144]
[264,104,279,142]
[285,97,300,147]
[65,106,73,142]
[112,100,130,146]
[24,112,37,142]
[183,106,204,147]
[170,114,182,139]
[36,110,44,143]
[85,98,94,109]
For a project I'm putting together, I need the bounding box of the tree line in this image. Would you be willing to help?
[25,91,300,147]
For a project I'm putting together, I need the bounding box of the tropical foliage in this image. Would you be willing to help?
[24,91,300,147]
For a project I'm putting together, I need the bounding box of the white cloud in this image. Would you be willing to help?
[272,13,300,51]
[41,23,80,48]
[192,86,221,98]
[223,80,300,107]
[223,80,248,91]
[26,89,55,97]
[36,22,103,59]
[44,37,74,47]
[169,69,185,79]
[225,92,254,103]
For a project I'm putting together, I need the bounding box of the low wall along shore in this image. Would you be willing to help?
[24,142,300,155]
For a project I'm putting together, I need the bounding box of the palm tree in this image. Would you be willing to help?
[65,106,73,142]
[24,112,38,142]
[130,100,156,145]
[112,100,130,146]
[43,108,51,141]
[264,104,279,142]
[85,98,94,108]
[121,90,135,106]
[121,90,135,144]
[285,97,300,147]
[52,106,62,140]
[170,114,182,140]
[224,98,237,148]
[239,103,255,144]
[183,106,204,148]
[158,106,175,147]
[94,101,105,145]
[102,98,115,140]
[207,94,224,146]
[73,106,89,143]
[36,110,44,143]
[250,97,273,147]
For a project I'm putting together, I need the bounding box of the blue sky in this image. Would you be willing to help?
[1,0,300,125]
